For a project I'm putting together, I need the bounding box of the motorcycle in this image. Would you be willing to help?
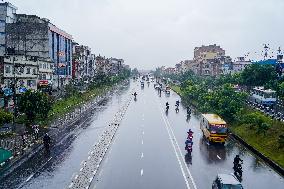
[185,131,193,154]
[133,93,137,101]
[166,105,169,112]
[185,143,193,154]
[233,162,243,181]
[186,114,191,122]
[175,105,179,113]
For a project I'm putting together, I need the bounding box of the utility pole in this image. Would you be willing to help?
[12,55,18,131]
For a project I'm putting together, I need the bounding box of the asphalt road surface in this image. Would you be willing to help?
[1,80,283,189]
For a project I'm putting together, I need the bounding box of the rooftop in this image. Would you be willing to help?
[217,174,241,185]
[202,114,226,125]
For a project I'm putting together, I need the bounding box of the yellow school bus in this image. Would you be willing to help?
[200,114,228,144]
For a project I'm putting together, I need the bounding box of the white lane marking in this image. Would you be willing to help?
[159,102,197,189]
[141,152,144,158]
[142,140,144,145]
[217,155,221,160]
[26,174,34,182]
[163,112,198,189]
[141,169,144,176]
[142,131,144,135]
[159,108,191,189]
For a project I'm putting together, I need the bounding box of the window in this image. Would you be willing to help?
[5,65,11,73]
[27,80,36,87]
[26,67,31,74]
[32,68,37,75]
[19,67,24,74]
[42,74,47,80]
[43,63,47,69]
[39,63,42,69]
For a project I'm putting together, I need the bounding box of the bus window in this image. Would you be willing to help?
[210,125,227,134]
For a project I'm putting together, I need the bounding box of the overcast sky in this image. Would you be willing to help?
[7,0,284,69]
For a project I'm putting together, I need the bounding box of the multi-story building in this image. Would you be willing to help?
[232,57,252,73]
[178,60,195,73]
[109,58,124,75]
[175,63,182,74]
[2,55,39,92]
[192,44,231,76]
[0,2,17,56]
[194,44,225,60]
[164,67,176,75]
[95,55,110,75]
[95,56,125,76]
[5,14,73,88]
[72,45,95,81]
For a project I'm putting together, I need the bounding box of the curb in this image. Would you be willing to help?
[0,143,43,179]
[230,133,284,176]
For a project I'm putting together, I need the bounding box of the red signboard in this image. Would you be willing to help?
[39,80,48,86]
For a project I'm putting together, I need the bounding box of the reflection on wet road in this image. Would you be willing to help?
[1,80,283,189]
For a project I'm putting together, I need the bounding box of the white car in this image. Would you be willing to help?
[212,174,243,189]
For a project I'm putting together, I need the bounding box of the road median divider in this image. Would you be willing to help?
[69,89,134,189]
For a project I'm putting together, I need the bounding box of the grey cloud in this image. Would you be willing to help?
[9,0,284,69]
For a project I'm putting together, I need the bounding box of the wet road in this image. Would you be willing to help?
[0,83,131,189]
[1,80,284,189]
[92,81,284,189]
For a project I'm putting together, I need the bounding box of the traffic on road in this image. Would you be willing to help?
[1,79,283,189]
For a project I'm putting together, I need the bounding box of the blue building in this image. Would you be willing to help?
[254,59,277,65]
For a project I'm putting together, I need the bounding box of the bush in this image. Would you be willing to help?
[278,135,284,148]
[0,109,13,126]
[257,122,270,135]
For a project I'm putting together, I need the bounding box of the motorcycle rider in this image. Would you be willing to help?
[133,92,137,98]
[175,100,180,107]
[233,155,243,176]
[43,133,51,151]
[187,129,194,136]
[166,102,169,110]
[233,155,243,167]
[185,138,193,146]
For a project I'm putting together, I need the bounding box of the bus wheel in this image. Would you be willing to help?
[207,138,211,145]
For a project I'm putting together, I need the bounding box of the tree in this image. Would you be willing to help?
[17,90,53,124]
[240,64,277,87]
[0,109,13,127]
[131,68,139,76]
[257,122,270,136]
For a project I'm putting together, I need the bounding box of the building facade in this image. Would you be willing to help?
[2,55,38,92]
[72,45,95,81]
[232,57,252,74]
[191,44,231,76]
[0,2,17,56]
[5,14,73,88]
